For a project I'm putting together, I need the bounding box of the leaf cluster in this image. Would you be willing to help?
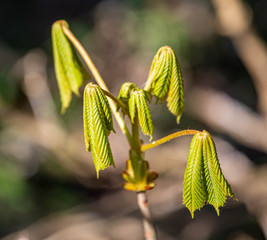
[118,82,153,140]
[146,46,184,123]
[183,131,236,218]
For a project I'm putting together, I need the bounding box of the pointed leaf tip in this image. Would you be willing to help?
[183,133,207,218]
[183,131,236,217]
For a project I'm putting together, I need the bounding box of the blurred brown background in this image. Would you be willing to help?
[0,0,267,239]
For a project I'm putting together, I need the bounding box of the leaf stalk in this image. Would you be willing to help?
[141,129,200,152]
[61,23,132,144]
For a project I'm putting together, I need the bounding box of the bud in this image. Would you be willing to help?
[122,150,158,192]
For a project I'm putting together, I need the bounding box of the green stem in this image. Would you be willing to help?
[131,118,158,239]
[132,116,141,152]
[141,129,200,152]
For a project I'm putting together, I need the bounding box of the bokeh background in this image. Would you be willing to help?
[1,0,267,239]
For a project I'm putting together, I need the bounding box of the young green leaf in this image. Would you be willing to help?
[118,82,138,102]
[128,91,137,123]
[129,89,153,139]
[135,90,153,139]
[151,49,172,101]
[145,46,184,123]
[183,133,207,218]
[166,50,184,123]
[52,20,89,113]
[202,131,236,214]
[83,83,115,178]
[117,82,138,112]
[183,131,236,217]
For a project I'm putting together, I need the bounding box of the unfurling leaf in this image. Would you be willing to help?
[83,83,115,178]
[118,82,138,102]
[183,131,236,218]
[146,46,184,123]
[129,89,153,139]
[117,82,138,112]
[183,133,207,218]
[52,20,89,113]
[203,132,236,214]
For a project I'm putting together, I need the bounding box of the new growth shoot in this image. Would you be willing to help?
[51,19,237,240]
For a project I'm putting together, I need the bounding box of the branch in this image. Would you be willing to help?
[137,192,157,240]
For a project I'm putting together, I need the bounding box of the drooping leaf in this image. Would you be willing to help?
[94,86,115,135]
[128,89,153,139]
[183,131,236,217]
[135,90,153,139]
[207,135,235,199]
[128,91,137,124]
[203,132,236,214]
[118,82,138,102]
[145,46,184,123]
[117,82,138,113]
[151,49,172,101]
[83,83,115,178]
[166,51,184,123]
[202,136,225,215]
[147,47,167,90]
[52,20,89,113]
[183,133,207,218]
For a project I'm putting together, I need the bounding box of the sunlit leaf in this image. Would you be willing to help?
[128,91,137,124]
[135,90,153,139]
[52,20,89,113]
[151,49,172,101]
[117,82,138,112]
[183,133,207,218]
[166,50,184,123]
[128,89,153,139]
[83,83,115,178]
[146,46,184,123]
[203,132,236,215]
[183,131,236,217]
[118,82,138,101]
